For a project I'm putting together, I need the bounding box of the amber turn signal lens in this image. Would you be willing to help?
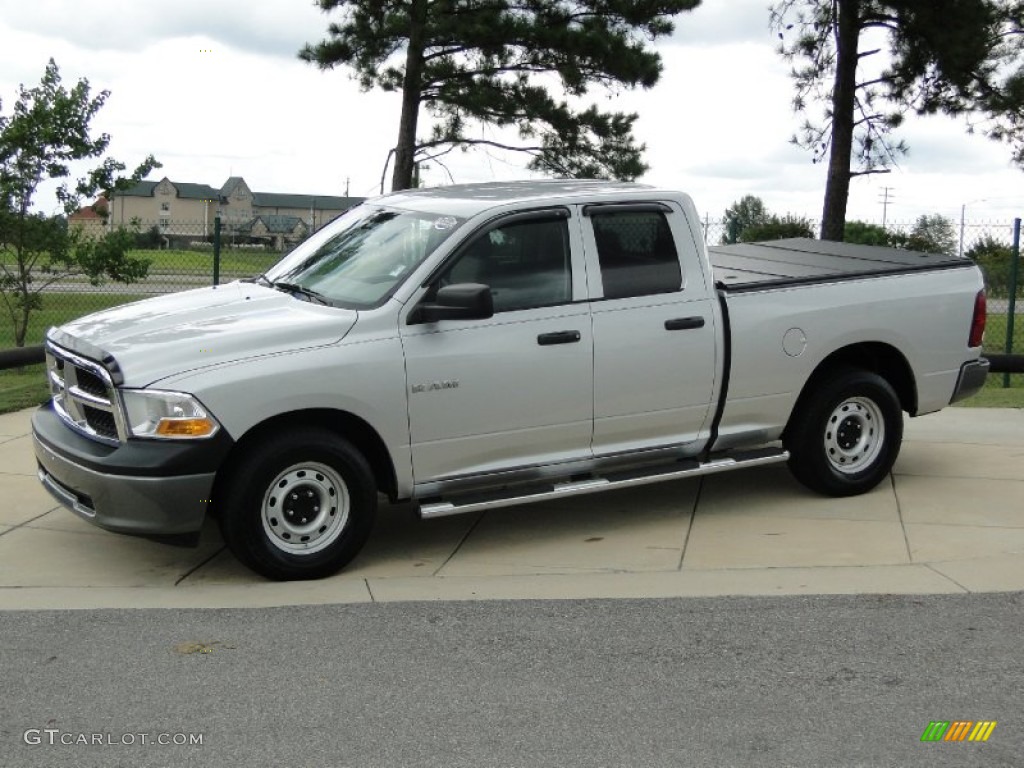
[155,418,217,437]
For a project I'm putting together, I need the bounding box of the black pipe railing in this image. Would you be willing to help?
[990,354,1023,374]
[0,345,44,369]
[3,346,1021,373]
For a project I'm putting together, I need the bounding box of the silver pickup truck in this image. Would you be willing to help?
[32,180,989,580]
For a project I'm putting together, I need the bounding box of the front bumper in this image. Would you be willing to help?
[32,403,233,538]
[950,358,990,404]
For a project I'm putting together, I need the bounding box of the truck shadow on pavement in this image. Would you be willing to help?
[6,441,1024,593]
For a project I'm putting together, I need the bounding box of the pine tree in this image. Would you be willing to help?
[300,0,701,191]
[772,0,1024,241]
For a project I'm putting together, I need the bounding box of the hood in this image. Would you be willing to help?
[55,281,358,386]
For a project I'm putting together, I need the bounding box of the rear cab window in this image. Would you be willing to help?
[583,204,686,300]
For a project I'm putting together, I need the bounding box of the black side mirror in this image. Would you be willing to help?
[415,283,494,323]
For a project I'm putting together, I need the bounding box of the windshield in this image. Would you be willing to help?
[263,205,465,308]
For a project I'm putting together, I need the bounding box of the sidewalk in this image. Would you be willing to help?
[0,407,1021,610]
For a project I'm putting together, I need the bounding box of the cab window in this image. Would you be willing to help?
[591,211,682,299]
[439,217,572,313]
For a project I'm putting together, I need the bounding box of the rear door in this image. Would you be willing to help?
[400,209,594,485]
[581,202,718,455]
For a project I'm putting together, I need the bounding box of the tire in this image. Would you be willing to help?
[218,428,377,580]
[784,368,903,497]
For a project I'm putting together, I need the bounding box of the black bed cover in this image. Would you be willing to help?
[708,238,972,292]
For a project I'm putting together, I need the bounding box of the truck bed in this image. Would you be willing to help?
[709,238,972,292]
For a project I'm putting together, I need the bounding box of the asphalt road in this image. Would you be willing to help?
[2,593,1022,768]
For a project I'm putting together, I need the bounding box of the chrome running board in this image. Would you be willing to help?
[418,448,789,520]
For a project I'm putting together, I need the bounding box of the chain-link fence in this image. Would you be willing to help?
[701,215,1022,365]
[91,216,290,290]
[958,220,1022,375]
[0,217,290,348]
[3,213,1021,371]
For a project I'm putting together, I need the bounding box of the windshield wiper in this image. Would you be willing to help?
[270,281,333,306]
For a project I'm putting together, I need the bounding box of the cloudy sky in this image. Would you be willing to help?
[2,0,1022,230]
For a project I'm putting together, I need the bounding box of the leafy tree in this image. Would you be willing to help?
[741,213,816,242]
[135,224,163,250]
[966,235,1021,296]
[722,195,769,244]
[891,213,957,255]
[844,220,892,246]
[0,59,159,346]
[772,0,1024,241]
[300,0,701,191]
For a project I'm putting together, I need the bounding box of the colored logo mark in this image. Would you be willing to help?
[921,721,997,742]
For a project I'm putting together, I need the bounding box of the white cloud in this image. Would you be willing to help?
[668,0,776,47]
[1,0,1020,226]
[0,0,326,58]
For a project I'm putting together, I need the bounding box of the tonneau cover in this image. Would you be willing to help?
[709,238,970,291]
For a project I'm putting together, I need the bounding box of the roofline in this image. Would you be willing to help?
[370,179,664,217]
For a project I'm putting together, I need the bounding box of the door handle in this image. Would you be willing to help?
[537,330,582,346]
[664,317,705,331]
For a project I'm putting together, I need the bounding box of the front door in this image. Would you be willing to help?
[400,209,593,486]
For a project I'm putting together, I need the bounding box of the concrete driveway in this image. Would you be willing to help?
[0,407,1021,610]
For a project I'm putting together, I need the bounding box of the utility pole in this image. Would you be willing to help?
[412,163,430,189]
[959,204,967,258]
[959,198,991,257]
[879,187,895,228]
[345,177,350,197]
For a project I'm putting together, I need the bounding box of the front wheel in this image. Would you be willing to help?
[784,368,903,497]
[218,428,377,580]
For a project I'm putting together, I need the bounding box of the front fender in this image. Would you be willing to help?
[158,337,413,496]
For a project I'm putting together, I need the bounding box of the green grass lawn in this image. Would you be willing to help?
[2,291,1021,415]
[0,292,149,348]
[953,373,1024,408]
[0,363,48,413]
[0,292,148,414]
[3,364,1016,416]
[966,310,1024,405]
[2,248,284,286]
[984,312,1023,357]
[129,248,283,276]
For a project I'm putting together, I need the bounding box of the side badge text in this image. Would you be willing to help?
[411,380,460,394]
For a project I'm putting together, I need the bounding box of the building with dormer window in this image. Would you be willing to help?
[108,176,363,244]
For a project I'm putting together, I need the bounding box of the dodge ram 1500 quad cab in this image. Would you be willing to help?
[33,180,989,579]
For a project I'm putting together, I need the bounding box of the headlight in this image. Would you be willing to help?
[120,389,220,439]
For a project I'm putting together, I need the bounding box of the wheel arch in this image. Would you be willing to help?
[786,342,918,438]
[211,408,399,512]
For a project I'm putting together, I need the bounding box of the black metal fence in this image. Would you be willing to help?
[67,216,288,293]
[0,217,291,349]
[2,214,1021,379]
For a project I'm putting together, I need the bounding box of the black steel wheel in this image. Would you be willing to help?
[784,368,903,497]
[219,428,376,580]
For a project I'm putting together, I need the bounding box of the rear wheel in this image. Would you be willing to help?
[784,368,903,496]
[219,428,377,580]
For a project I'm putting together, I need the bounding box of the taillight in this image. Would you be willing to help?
[968,290,986,348]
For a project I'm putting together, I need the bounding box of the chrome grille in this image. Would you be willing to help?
[46,343,126,445]
[74,368,108,398]
[82,405,118,439]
